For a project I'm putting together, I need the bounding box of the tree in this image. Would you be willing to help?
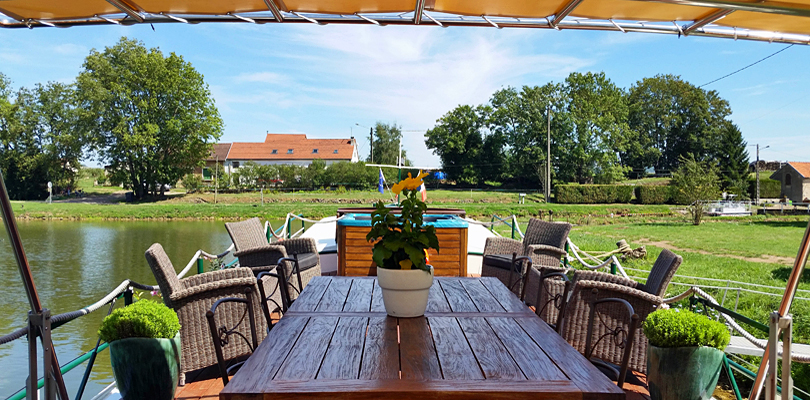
[369,122,409,166]
[625,75,731,174]
[715,122,750,197]
[671,154,720,225]
[0,74,86,199]
[425,105,486,185]
[76,37,223,199]
[556,72,630,184]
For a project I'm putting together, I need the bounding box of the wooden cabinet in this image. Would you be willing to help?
[337,225,468,277]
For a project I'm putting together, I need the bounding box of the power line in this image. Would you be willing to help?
[699,44,794,88]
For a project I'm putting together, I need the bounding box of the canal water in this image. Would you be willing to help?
[0,220,290,399]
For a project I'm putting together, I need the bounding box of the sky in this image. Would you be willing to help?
[0,21,807,168]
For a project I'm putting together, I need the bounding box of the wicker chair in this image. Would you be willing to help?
[572,249,683,297]
[206,287,260,385]
[225,217,321,301]
[482,218,572,296]
[525,266,570,332]
[145,243,268,385]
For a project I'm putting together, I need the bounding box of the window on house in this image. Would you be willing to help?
[271,149,278,154]
[333,149,339,154]
[313,149,318,154]
[786,173,792,186]
[287,149,294,154]
[232,161,240,169]
[202,168,212,181]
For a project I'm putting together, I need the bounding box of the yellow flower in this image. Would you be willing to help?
[392,171,430,194]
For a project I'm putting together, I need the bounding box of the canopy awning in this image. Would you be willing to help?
[2,0,810,45]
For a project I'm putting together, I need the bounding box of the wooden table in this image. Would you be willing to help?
[220,276,625,400]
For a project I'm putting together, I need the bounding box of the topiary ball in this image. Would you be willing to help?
[643,308,730,350]
[98,300,181,343]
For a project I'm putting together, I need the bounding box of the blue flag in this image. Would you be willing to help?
[378,168,385,194]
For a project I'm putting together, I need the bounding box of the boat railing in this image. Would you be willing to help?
[0,245,233,400]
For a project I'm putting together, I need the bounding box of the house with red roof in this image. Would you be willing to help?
[200,134,359,179]
[770,162,810,202]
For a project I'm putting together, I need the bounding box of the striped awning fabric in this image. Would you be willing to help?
[2,0,810,45]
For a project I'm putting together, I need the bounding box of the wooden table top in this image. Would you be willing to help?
[219,276,625,400]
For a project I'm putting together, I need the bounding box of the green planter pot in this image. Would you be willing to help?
[647,345,724,400]
[109,333,181,400]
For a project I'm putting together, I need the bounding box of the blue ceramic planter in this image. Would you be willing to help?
[647,345,724,400]
[109,333,181,400]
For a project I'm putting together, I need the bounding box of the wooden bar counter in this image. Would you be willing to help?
[337,213,468,277]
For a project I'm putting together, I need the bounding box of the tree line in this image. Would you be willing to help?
[425,72,750,196]
[0,37,222,200]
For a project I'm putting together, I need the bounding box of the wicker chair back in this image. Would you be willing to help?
[523,218,572,248]
[225,217,268,251]
[641,249,682,296]
[144,243,183,308]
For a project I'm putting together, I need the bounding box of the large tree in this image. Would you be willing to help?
[76,37,223,199]
[369,122,409,167]
[0,75,85,199]
[716,122,750,196]
[556,72,630,184]
[425,105,487,185]
[625,74,731,174]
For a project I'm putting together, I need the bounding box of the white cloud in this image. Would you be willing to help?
[234,71,286,84]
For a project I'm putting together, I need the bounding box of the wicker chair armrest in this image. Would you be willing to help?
[483,237,524,256]
[574,270,641,289]
[574,280,663,313]
[526,244,567,256]
[173,271,256,301]
[281,238,318,255]
[180,267,254,289]
[233,244,287,258]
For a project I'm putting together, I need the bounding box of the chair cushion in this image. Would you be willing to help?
[293,252,319,271]
[482,254,520,271]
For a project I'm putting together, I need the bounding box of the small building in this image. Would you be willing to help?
[225,133,358,170]
[198,143,232,181]
[769,162,810,202]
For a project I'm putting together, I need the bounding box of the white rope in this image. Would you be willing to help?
[663,286,810,363]
[566,239,629,279]
[288,213,346,224]
[625,266,810,295]
[513,215,525,239]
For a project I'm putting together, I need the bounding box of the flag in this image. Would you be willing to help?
[419,170,427,201]
[378,168,385,194]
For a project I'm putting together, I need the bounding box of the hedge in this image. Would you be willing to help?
[748,178,781,199]
[555,184,634,204]
[634,185,673,204]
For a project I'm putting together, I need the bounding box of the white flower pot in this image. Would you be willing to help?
[376,265,434,318]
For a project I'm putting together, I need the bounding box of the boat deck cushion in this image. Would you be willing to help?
[482,254,520,272]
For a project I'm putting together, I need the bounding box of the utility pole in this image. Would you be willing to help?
[753,144,770,205]
[370,127,374,164]
[215,155,218,205]
[547,105,552,203]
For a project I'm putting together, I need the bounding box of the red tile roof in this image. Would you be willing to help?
[226,134,355,161]
[788,162,810,178]
[205,143,231,161]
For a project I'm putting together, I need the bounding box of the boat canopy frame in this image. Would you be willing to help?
[3,0,810,45]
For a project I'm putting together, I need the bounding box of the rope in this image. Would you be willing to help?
[288,213,346,224]
[663,286,810,363]
[565,239,630,279]
[624,266,810,295]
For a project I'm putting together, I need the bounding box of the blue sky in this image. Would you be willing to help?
[0,22,806,167]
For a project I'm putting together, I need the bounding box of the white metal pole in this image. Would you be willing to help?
[547,105,551,202]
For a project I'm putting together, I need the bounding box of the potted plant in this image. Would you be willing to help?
[367,172,439,317]
[98,300,182,400]
[643,308,730,400]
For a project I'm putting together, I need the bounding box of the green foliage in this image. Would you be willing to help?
[425,105,488,185]
[0,74,86,199]
[671,155,720,224]
[369,122,409,166]
[716,123,750,191]
[643,308,730,350]
[624,74,731,173]
[98,300,181,342]
[366,175,439,271]
[634,185,673,204]
[555,184,633,204]
[76,37,223,199]
[182,173,202,192]
[749,178,780,199]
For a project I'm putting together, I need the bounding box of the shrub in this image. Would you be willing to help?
[634,185,672,204]
[98,300,181,342]
[748,178,780,199]
[555,184,634,204]
[642,308,730,350]
[96,174,108,186]
[181,174,202,192]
